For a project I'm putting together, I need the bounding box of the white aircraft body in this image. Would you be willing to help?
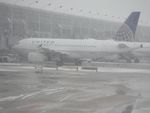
[13,11,150,69]
[14,37,150,63]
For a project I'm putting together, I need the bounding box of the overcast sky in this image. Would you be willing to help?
[1,0,150,26]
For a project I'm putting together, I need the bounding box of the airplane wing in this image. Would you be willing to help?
[117,43,143,53]
[112,43,144,63]
[37,44,80,59]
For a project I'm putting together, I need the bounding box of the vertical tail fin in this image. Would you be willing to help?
[114,12,140,41]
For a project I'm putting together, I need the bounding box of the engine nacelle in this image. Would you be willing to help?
[28,52,48,63]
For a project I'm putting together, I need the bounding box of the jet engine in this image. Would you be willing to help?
[28,52,48,63]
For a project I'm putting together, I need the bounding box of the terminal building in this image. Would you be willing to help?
[0,2,150,51]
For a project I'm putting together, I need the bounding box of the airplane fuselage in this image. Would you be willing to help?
[14,38,150,60]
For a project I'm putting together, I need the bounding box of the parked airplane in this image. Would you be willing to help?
[13,11,150,70]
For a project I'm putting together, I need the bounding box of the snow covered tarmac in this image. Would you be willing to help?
[0,63,150,113]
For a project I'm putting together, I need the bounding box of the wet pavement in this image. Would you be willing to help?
[0,63,150,113]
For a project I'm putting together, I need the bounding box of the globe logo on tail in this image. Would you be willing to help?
[113,12,140,42]
[115,23,134,41]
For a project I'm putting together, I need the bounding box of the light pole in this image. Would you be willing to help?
[25,0,41,37]
[21,19,27,38]
[7,4,14,47]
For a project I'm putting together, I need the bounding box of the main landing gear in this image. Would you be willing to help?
[35,64,43,73]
